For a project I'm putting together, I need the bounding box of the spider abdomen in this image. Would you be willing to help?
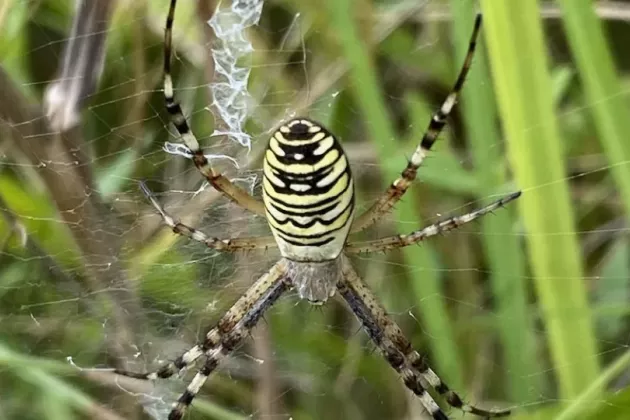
[263,118,355,262]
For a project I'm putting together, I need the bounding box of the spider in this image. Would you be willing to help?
[114,1,520,419]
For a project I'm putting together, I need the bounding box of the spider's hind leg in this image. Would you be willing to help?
[350,15,482,233]
[345,191,521,254]
[140,182,277,252]
[162,0,265,217]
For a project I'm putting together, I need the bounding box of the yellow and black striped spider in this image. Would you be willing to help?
[115,1,520,419]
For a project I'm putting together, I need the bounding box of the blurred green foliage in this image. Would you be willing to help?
[1,0,630,419]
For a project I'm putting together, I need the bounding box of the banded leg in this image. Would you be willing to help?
[351,15,482,233]
[338,256,511,419]
[140,182,277,252]
[163,0,265,217]
[345,191,520,254]
[114,260,289,410]
[168,261,289,420]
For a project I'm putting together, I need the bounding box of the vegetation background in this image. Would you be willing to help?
[1,0,630,419]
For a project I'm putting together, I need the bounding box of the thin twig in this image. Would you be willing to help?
[0,1,143,379]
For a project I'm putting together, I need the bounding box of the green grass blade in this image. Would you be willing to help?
[556,349,630,420]
[324,0,463,387]
[0,342,95,418]
[480,0,600,400]
[450,2,537,403]
[557,0,630,222]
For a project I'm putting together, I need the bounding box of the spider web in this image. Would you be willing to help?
[1,1,630,420]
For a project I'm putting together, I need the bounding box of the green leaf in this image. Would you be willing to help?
[480,0,600,400]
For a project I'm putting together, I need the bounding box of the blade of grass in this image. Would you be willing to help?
[0,342,246,420]
[193,398,250,420]
[324,0,463,388]
[556,349,630,420]
[594,237,630,340]
[0,343,112,420]
[557,0,630,223]
[480,0,600,400]
[450,1,537,402]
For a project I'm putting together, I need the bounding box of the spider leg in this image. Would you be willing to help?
[345,191,520,254]
[351,15,482,233]
[338,256,511,419]
[140,182,277,252]
[115,260,289,420]
[163,0,265,217]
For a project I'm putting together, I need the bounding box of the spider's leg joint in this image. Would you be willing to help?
[402,166,418,181]
[192,152,208,167]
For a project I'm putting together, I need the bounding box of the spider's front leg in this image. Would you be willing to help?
[338,256,511,419]
[115,260,290,420]
[351,15,482,233]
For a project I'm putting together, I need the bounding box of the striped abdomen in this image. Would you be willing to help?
[262,118,355,262]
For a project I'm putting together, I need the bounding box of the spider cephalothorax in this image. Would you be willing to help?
[114,2,519,419]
